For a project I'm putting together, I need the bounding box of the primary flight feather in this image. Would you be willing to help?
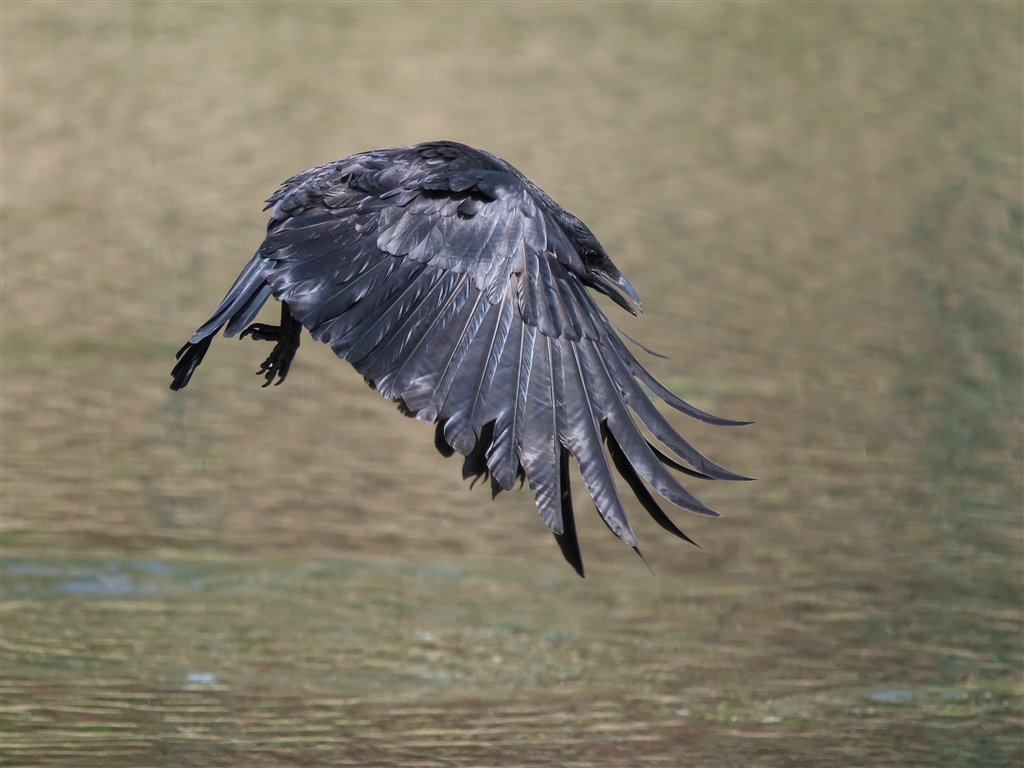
[171,141,750,576]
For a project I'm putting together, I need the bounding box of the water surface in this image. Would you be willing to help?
[3,4,1021,766]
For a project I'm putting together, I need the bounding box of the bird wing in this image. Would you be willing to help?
[249,145,745,577]
[176,142,748,575]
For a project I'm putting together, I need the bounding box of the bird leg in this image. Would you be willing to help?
[240,302,302,387]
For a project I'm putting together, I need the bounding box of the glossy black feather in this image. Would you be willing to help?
[560,338,637,546]
[170,140,750,575]
[604,427,700,547]
[485,318,535,491]
[553,447,585,578]
[518,334,562,532]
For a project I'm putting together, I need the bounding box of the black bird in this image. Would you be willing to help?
[171,141,749,576]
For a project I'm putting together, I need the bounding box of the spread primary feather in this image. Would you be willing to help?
[171,141,750,576]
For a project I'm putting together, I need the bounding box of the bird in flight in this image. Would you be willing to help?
[171,141,749,576]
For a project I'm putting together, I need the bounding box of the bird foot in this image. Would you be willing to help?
[239,323,282,343]
[240,304,302,387]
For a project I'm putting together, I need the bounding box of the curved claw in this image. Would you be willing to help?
[241,302,303,387]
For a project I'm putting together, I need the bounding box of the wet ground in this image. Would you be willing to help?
[2,4,1021,766]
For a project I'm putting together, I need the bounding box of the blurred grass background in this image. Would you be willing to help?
[2,3,1021,766]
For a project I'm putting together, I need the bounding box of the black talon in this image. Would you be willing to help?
[241,302,302,387]
[239,323,280,342]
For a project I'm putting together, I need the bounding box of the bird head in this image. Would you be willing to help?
[560,211,643,315]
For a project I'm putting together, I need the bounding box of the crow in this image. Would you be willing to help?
[171,141,750,576]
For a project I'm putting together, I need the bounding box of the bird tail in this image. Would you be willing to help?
[170,255,274,390]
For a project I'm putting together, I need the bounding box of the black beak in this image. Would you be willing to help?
[613,274,643,313]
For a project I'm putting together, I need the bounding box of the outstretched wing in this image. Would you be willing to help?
[172,142,748,575]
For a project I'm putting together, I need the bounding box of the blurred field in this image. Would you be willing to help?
[2,3,1021,766]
